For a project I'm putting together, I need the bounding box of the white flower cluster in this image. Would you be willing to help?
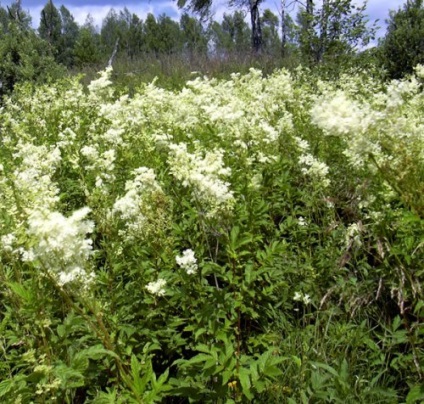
[297,216,307,227]
[176,249,198,275]
[145,278,166,296]
[1,233,16,252]
[113,167,164,239]
[345,222,363,249]
[298,153,330,188]
[168,143,234,218]
[12,142,61,210]
[26,207,95,287]
[415,64,424,79]
[311,91,375,136]
[88,66,113,99]
[293,291,311,305]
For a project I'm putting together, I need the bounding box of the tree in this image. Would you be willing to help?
[180,13,207,55]
[157,14,183,54]
[230,0,264,52]
[209,11,251,55]
[379,0,424,79]
[39,0,62,48]
[295,0,377,66]
[126,13,144,58]
[58,5,79,66]
[144,13,160,54]
[0,21,64,97]
[177,0,213,19]
[73,15,102,65]
[176,0,265,53]
[261,9,281,55]
[7,0,32,30]
[101,9,121,53]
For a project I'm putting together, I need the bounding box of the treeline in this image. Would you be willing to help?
[37,3,286,65]
[0,0,423,95]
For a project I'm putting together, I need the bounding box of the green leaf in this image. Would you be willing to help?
[194,327,207,340]
[292,355,302,368]
[53,364,85,388]
[186,353,212,365]
[406,384,424,404]
[0,379,13,398]
[263,365,283,378]
[76,345,119,361]
[311,362,339,377]
[7,282,33,303]
[238,367,253,400]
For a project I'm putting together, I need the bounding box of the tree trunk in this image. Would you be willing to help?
[250,0,262,53]
[317,0,329,63]
[305,0,314,64]
[281,1,287,57]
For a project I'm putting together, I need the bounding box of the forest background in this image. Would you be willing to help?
[0,0,422,94]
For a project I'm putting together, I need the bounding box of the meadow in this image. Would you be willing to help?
[0,64,423,402]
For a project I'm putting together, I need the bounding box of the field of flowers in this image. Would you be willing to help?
[0,65,423,402]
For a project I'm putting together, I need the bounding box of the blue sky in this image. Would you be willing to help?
[2,0,405,39]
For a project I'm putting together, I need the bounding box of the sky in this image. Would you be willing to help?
[2,0,406,39]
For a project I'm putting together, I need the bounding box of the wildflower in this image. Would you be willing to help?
[26,207,95,288]
[298,216,307,227]
[1,233,16,252]
[168,143,234,218]
[298,153,330,188]
[293,291,311,305]
[176,249,198,275]
[145,278,166,296]
[88,66,113,97]
[345,222,363,248]
[415,64,424,79]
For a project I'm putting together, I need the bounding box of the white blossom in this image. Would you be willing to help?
[168,143,234,218]
[26,207,95,287]
[145,278,167,296]
[176,249,198,275]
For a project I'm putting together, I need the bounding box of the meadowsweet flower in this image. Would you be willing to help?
[88,67,113,98]
[415,64,424,79]
[176,249,198,275]
[80,145,99,161]
[113,167,167,241]
[1,233,16,252]
[249,173,263,190]
[293,291,311,304]
[311,91,374,135]
[113,167,162,220]
[345,222,363,248]
[12,142,61,210]
[298,153,330,187]
[145,278,166,296]
[26,207,95,288]
[298,216,307,227]
[168,143,234,218]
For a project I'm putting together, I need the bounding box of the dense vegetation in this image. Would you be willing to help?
[0,0,424,402]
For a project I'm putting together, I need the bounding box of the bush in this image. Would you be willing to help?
[0,65,423,402]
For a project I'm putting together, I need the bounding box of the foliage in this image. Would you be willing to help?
[74,26,102,66]
[296,0,377,70]
[379,0,424,79]
[0,64,423,402]
[209,11,251,55]
[0,22,64,98]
